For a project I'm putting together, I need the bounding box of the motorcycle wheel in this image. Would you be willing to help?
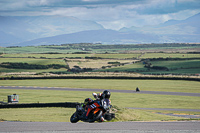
[89,110,103,123]
[104,113,115,121]
[70,113,79,123]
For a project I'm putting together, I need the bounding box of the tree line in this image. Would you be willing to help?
[0,62,67,69]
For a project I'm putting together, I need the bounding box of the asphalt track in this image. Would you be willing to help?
[0,121,200,133]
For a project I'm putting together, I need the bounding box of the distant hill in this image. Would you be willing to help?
[15,29,160,46]
[0,16,104,46]
[119,13,200,42]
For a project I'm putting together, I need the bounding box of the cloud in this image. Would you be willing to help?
[0,0,199,30]
[136,0,200,15]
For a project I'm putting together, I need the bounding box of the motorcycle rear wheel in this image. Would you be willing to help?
[70,113,79,123]
[104,113,115,121]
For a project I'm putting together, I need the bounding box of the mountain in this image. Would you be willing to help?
[1,13,200,46]
[119,13,200,40]
[16,29,160,46]
[0,16,104,46]
[0,16,36,43]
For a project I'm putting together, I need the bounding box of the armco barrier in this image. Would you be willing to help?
[0,102,79,108]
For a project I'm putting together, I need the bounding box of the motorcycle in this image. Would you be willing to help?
[70,99,114,123]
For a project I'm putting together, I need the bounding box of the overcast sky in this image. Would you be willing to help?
[0,0,200,30]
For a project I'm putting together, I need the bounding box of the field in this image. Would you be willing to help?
[1,43,200,54]
[0,79,200,122]
[0,79,200,93]
[0,43,200,122]
[0,53,200,75]
[1,43,200,76]
[96,59,200,74]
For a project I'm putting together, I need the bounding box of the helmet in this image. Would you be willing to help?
[84,98,93,105]
[103,90,111,99]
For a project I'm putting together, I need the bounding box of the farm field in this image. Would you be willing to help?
[97,59,200,74]
[141,53,200,59]
[0,54,200,75]
[1,43,200,76]
[1,53,200,59]
[1,43,200,54]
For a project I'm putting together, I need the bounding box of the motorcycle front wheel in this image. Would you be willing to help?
[70,113,79,123]
[89,110,103,123]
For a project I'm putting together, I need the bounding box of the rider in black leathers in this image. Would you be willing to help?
[82,90,111,122]
[92,90,111,122]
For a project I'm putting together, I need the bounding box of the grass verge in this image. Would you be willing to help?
[0,79,200,93]
[0,88,199,122]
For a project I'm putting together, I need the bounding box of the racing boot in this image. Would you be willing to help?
[100,116,106,122]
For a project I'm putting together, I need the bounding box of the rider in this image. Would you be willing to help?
[92,90,111,122]
[92,90,111,105]
[83,90,111,122]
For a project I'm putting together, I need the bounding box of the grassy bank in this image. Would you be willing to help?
[0,107,194,122]
[0,83,200,122]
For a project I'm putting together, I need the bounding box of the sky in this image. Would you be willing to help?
[0,0,200,30]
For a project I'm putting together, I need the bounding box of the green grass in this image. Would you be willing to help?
[93,53,139,59]
[1,89,199,109]
[0,67,67,73]
[0,57,67,73]
[114,109,193,122]
[0,46,80,54]
[0,108,75,122]
[0,79,199,122]
[0,107,192,122]
[0,58,66,65]
[96,62,146,72]
[0,89,88,103]
[1,43,200,54]
[0,88,199,122]
[97,59,200,74]
[0,48,200,122]
[141,53,200,59]
[3,53,199,59]
[0,79,199,93]
[1,53,93,58]
[151,60,200,69]
[1,53,200,75]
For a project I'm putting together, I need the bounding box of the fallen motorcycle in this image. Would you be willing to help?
[70,99,114,123]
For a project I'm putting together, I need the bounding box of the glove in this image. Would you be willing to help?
[92,92,97,99]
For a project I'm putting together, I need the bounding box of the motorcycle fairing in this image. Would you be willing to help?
[86,102,101,117]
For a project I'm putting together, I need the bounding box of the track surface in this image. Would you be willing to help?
[1,86,200,97]
[0,121,200,132]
